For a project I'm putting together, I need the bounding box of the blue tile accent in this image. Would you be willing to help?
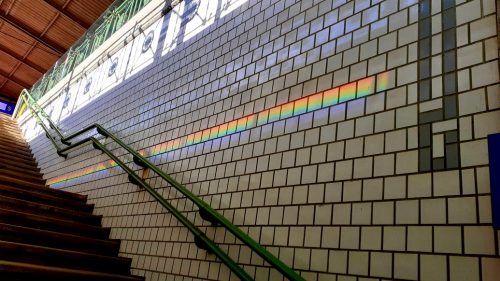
[488,133,500,229]
[0,100,15,115]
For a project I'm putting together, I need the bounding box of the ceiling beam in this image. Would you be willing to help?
[43,0,90,29]
[0,44,46,74]
[0,70,31,89]
[0,13,65,55]
[0,92,16,103]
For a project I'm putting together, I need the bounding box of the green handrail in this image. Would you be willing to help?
[20,91,252,281]
[89,137,254,281]
[19,89,305,281]
[21,90,69,145]
[20,93,68,156]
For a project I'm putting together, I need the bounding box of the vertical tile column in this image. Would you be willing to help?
[418,0,459,171]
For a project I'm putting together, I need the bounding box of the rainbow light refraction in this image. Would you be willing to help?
[47,72,390,187]
[48,159,117,187]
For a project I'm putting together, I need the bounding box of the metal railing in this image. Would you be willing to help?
[20,89,305,281]
[29,0,152,102]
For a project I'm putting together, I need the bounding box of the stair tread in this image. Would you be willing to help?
[0,240,131,274]
[0,138,29,149]
[0,159,39,171]
[0,134,25,139]
[0,150,35,160]
[0,135,25,142]
[0,223,120,256]
[0,144,33,155]
[0,260,144,281]
[0,169,45,184]
[0,116,139,280]
[0,208,110,239]
[0,182,88,204]
[0,136,27,144]
[0,174,45,188]
[0,147,34,158]
[0,175,87,201]
[0,194,101,224]
[0,161,39,172]
[0,123,22,130]
[0,184,93,213]
[0,158,39,170]
[0,128,24,135]
[0,162,41,175]
[0,152,38,167]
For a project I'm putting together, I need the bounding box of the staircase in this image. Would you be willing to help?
[0,114,143,281]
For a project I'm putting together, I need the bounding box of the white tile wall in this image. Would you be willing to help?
[19,0,500,280]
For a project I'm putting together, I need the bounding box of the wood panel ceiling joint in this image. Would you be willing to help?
[0,0,114,100]
[0,13,65,55]
[44,0,90,29]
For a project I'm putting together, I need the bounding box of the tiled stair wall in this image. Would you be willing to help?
[19,0,500,280]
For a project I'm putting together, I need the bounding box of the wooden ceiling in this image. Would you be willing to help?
[0,0,114,102]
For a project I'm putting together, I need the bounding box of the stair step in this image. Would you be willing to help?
[0,120,22,128]
[0,137,30,150]
[0,169,45,185]
[0,144,33,157]
[0,157,39,170]
[0,194,102,225]
[0,161,39,173]
[0,147,36,159]
[0,127,27,137]
[0,124,23,132]
[0,208,110,239]
[0,139,26,146]
[0,115,18,122]
[0,184,93,213]
[0,124,22,131]
[0,163,43,180]
[0,261,144,281]
[1,115,140,280]
[0,115,15,122]
[0,115,19,123]
[0,162,41,175]
[0,175,87,202]
[0,175,46,190]
[0,241,132,275]
[0,156,39,170]
[0,223,120,256]
[0,134,26,141]
[0,123,20,130]
[0,127,27,136]
[0,134,26,143]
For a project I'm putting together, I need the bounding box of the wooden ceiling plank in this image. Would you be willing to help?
[44,0,90,29]
[0,70,30,88]
[6,60,21,78]
[40,12,59,37]
[0,0,115,100]
[0,44,45,74]
[17,4,61,71]
[2,0,15,14]
[0,77,7,91]
[0,13,65,55]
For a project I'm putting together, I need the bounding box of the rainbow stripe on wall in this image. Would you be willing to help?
[47,72,390,187]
